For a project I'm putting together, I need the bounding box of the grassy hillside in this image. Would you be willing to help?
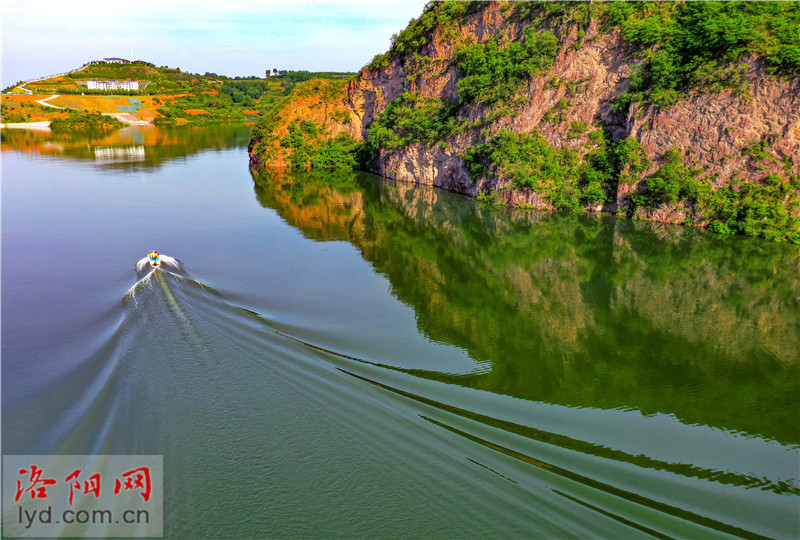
[5,62,356,126]
[21,62,355,97]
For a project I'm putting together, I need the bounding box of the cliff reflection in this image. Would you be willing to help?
[252,168,800,445]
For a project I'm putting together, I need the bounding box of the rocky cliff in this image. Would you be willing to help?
[249,1,800,241]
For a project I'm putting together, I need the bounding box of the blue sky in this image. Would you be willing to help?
[1,0,428,85]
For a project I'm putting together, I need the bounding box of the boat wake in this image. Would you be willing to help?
[135,254,181,276]
[3,256,797,538]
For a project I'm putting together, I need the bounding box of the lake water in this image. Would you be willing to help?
[2,125,798,538]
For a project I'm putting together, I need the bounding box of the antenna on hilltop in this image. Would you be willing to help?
[130,44,134,62]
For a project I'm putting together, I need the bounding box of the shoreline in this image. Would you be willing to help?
[0,121,52,131]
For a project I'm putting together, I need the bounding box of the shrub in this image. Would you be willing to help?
[630,148,800,243]
[280,120,359,171]
[153,117,177,126]
[606,1,800,108]
[386,1,487,59]
[50,111,124,132]
[707,174,800,243]
[366,92,457,152]
[616,138,651,184]
[633,148,701,208]
[454,28,559,106]
[463,129,614,210]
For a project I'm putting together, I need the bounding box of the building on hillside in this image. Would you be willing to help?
[87,79,139,91]
[102,58,130,63]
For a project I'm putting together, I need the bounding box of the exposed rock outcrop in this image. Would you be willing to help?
[249,1,799,237]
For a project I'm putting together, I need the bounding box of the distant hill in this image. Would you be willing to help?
[14,62,355,96]
[3,63,355,126]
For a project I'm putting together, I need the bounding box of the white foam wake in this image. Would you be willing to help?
[135,254,180,274]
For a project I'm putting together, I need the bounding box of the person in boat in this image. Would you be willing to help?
[148,250,160,266]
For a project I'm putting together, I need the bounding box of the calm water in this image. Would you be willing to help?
[2,125,799,538]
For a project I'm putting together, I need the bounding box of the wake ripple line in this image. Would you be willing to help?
[551,489,672,540]
[334,368,777,539]
[272,323,797,497]
[420,415,768,540]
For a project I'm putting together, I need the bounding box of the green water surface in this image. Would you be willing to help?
[2,126,798,538]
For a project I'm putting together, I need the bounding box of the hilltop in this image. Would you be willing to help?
[2,61,355,126]
[249,1,800,243]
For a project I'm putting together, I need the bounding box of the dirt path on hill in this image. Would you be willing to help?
[36,95,65,108]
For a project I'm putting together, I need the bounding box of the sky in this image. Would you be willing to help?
[1,0,428,86]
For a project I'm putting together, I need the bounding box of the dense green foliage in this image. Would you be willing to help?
[607,1,800,108]
[706,175,800,243]
[464,129,619,211]
[279,120,358,170]
[454,29,559,106]
[631,149,800,243]
[366,92,457,152]
[631,148,701,208]
[465,133,799,242]
[221,81,273,105]
[616,138,652,184]
[49,111,124,132]
[365,27,560,154]
[156,90,254,124]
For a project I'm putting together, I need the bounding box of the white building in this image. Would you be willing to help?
[87,79,139,91]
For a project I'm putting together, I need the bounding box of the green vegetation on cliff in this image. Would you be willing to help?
[464,131,653,211]
[633,150,800,242]
[455,28,559,107]
[249,79,359,168]
[365,26,560,154]
[364,1,489,71]
[279,120,358,170]
[605,1,800,108]
[366,92,457,152]
[464,130,608,210]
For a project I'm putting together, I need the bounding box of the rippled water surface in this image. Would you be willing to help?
[3,125,799,538]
